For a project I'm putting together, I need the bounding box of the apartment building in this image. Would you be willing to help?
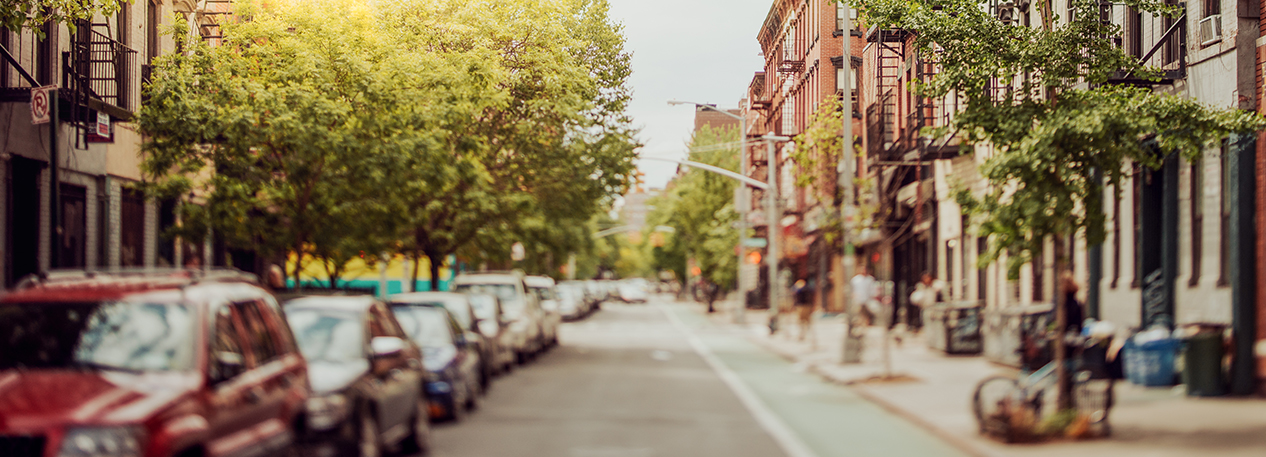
[0,0,235,287]
[746,0,864,310]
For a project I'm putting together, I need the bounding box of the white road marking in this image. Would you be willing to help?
[650,350,674,361]
[658,304,820,457]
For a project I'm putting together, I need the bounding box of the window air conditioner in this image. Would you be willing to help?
[1198,15,1222,46]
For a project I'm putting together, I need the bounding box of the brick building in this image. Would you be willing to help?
[745,0,864,310]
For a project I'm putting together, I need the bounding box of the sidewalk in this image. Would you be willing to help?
[700,301,1266,457]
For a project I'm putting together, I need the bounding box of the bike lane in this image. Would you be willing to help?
[661,302,972,457]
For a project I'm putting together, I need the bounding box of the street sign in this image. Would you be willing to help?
[742,237,767,248]
[96,111,110,137]
[30,85,55,125]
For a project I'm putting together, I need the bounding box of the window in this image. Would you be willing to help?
[1189,159,1202,286]
[977,236,988,302]
[836,3,847,30]
[1132,167,1142,288]
[946,243,955,301]
[146,0,160,63]
[1032,248,1044,302]
[1204,0,1220,18]
[211,305,249,382]
[235,301,281,364]
[59,184,88,268]
[121,189,146,267]
[782,97,796,135]
[1126,7,1142,58]
[1111,185,1121,288]
[1218,141,1230,286]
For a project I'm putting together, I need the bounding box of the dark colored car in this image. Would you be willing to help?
[388,304,481,422]
[284,295,431,457]
[0,269,309,457]
[389,292,492,391]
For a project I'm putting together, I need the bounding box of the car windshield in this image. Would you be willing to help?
[285,308,365,364]
[531,287,556,301]
[0,301,195,372]
[390,306,453,348]
[456,283,523,317]
[466,295,498,321]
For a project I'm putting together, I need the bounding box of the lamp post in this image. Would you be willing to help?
[668,100,749,323]
[762,134,791,317]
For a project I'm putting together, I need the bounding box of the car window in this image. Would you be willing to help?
[369,303,407,339]
[211,305,250,381]
[466,295,500,321]
[391,306,453,348]
[285,308,366,364]
[234,301,281,364]
[260,295,298,355]
[0,301,195,372]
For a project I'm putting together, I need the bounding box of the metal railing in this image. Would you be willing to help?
[64,22,138,112]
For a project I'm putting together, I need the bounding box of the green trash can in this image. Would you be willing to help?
[1182,331,1227,397]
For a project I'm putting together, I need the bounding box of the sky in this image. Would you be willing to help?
[606,0,773,190]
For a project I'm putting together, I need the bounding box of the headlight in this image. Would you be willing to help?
[58,426,144,457]
[306,393,351,431]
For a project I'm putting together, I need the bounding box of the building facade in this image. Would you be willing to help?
[1,0,239,287]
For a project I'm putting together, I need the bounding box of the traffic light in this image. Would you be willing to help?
[746,251,762,264]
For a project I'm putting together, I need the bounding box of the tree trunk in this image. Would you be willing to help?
[427,251,444,292]
[411,254,423,293]
[1053,235,1072,411]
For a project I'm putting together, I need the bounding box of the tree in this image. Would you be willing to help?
[646,125,742,311]
[2,0,125,35]
[139,0,488,287]
[861,0,1265,411]
[381,0,639,286]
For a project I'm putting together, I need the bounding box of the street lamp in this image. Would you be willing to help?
[762,134,791,317]
[668,100,750,323]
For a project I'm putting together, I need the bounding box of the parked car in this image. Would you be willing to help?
[525,276,562,347]
[454,272,545,363]
[465,292,516,374]
[618,280,649,303]
[0,269,309,457]
[557,283,584,319]
[390,304,482,421]
[284,295,431,457]
[389,292,493,392]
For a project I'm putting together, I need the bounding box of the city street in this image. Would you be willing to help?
[424,298,969,457]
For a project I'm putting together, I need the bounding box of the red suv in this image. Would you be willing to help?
[0,269,310,457]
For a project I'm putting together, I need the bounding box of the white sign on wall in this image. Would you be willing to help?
[96,111,111,137]
[30,85,55,125]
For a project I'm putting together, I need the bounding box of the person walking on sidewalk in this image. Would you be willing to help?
[851,265,879,326]
[908,272,941,332]
[793,279,815,341]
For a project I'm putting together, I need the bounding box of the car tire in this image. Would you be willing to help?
[399,398,431,456]
[356,412,382,457]
[515,350,527,365]
[448,394,465,422]
[465,380,480,411]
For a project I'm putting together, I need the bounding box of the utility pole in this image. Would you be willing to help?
[763,134,790,319]
[838,6,863,364]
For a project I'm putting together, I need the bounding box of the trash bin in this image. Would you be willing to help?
[1182,330,1227,397]
[926,301,983,355]
[1124,335,1178,387]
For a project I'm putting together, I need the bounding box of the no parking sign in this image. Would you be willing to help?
[30,85,56,125]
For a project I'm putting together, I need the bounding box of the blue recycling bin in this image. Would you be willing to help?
[1124,337,1179,387]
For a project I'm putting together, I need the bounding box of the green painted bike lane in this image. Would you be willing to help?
[663,303,970,457]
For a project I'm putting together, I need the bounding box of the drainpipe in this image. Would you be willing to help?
[48,88,59,270]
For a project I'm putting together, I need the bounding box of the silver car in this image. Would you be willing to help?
[454,272,545,364]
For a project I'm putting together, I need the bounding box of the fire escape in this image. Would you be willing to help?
[864,27,906,164]
[62,21,137,147]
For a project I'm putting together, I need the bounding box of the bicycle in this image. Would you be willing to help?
[972,334,1115,442]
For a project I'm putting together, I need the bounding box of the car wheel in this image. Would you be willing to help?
[448,393,465,422]
[465,380,480,411]
[399,398,431,455]
[356,412,382,457]
[515,350,527,365]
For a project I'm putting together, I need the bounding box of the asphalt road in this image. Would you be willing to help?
[423,297,968,457]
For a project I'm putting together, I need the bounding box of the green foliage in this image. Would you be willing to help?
[861,0,1266,278]
[1,0,125,36]
[646,125,741,290]
[138,0,637,286]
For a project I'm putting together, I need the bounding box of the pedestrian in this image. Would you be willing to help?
[908,272,940,332]
[1060,270,1084,334]
[793,279,815,341]
[850,265,879,326]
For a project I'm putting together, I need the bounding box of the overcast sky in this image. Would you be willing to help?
[607,0,772,190]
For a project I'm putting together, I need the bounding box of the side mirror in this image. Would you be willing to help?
[212,351,245,383]
[370,336,406,358]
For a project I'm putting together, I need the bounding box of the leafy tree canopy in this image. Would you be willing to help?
[1,0,124,35]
